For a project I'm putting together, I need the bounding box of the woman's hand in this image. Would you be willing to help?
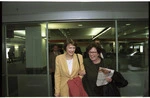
[99,67,110,74]
[78,70,86,76]
[105,77,112,82]
[55,93,60,97]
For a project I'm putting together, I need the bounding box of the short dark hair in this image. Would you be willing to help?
[86,42,102,54]
[64,38,76,51]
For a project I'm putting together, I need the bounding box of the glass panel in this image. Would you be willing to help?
[8,75,49,96]
[6,22,50,96]
[2,24,7,96]
[8,76,18,96]
[118,20,149,96]
[48,20,116,57]
[2,75,7,96]
[48,21,116,70]
[48,20,116,96]
[17,75,48,96]
[4,20,149,97]
[6,23,48,74]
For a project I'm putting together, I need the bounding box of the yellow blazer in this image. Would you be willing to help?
[54,53,85,97]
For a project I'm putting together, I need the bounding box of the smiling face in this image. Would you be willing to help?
[88,47,100,61]
[66,43,76,56]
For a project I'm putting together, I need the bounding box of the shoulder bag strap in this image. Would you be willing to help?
[76,54,80,68]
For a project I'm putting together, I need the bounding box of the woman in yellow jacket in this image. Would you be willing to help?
[54,38,86,97]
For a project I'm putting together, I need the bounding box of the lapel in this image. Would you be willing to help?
[61,53,69,76]
[71,54,79,75]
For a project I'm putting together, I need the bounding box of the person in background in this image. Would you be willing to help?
[94,38,106,59]
[8,48,15,63]
[49,45,61,73]
[49,45,61,96]
[83,47,89,58]
[54,38,86,97]
[82,42,127,96]
[21,48,26,63]
[75,46,82,55]
[59,46,64,54]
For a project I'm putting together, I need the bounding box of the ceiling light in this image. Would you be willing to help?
[126,24,131,26]
[78,24,83,27]
[14,30,26,36]
[92,27,111,40]
[123,33,127,35]
[90,28,105,36]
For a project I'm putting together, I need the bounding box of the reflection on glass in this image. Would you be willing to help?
[118,20,149,96]
[6,23,48,74]
[4,20,149,97]
[6,23,49,97]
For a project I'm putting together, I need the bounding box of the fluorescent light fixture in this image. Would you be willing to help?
[129,51,137,56]
[92,27,111,40]
[14,30,26,36]
[41,24,46,37]
[90,28,105,36]
[41,23,57,29]
[78,24,83,27]
[140,46,143,53]
[126,23,131,26]
[15,45,19,49]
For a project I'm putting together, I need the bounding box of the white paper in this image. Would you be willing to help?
[96,67,114,86]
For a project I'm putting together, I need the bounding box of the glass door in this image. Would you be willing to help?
[117,20,149,96]
[5,22,50,96]
[3,19,149,97]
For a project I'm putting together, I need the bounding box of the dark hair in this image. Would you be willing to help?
[86,42,102,54]
[75,46,82,54]
[64,38,76,51]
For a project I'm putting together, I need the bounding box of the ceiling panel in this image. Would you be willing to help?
[6,20,149,43]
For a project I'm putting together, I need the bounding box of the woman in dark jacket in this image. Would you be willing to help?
[82,42,128,97]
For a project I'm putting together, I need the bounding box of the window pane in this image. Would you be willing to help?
[6,23,48,74]
[118,20,149,96]
[6,22,50,96]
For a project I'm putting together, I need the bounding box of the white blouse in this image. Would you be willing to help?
[66,59,73,75]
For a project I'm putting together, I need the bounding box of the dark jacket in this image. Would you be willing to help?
[82,58,128,97]
[82,58,104,96]
[100,71,128,97]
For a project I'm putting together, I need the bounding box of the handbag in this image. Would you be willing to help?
[112,71,128,88]
[67,54,88,97]
[101,71,128,96]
